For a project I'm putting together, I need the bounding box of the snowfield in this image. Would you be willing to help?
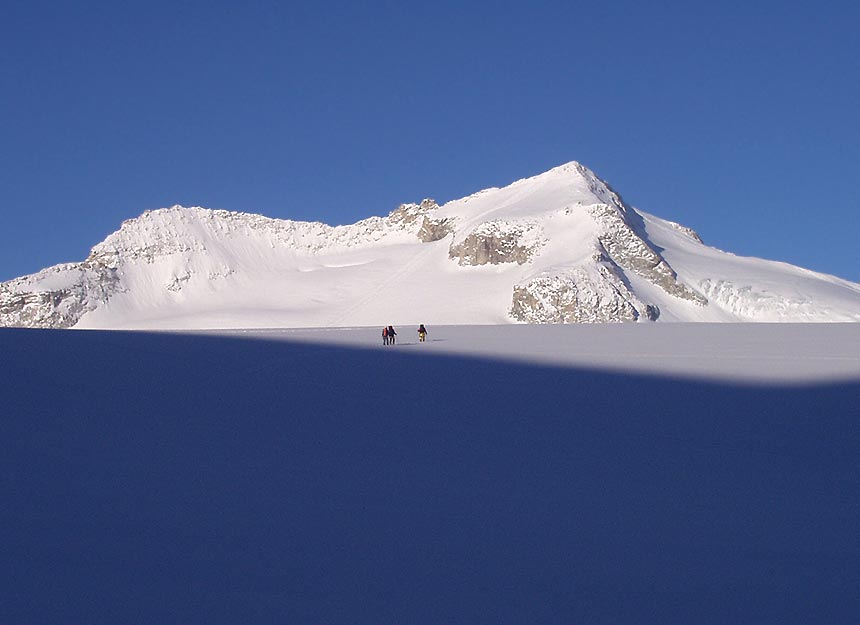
[213,323,860,383]
[2,323,859,624]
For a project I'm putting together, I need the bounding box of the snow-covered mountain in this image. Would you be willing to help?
[2,161,859,328]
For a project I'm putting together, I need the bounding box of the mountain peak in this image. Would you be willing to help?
[3,162,860,329]
[544,160,587,175]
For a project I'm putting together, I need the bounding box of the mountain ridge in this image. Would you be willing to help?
[2,161,859,328]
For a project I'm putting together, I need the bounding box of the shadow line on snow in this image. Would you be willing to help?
[1,328,858,625]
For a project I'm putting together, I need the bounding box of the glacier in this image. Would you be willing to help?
[2,161,859,328]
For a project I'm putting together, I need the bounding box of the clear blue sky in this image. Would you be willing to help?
[2,0,858,282]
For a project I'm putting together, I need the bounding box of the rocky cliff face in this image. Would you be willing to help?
[511,263,659,323]
[0,255,120,328]
[587,203,706,305]
[448,221,543,266]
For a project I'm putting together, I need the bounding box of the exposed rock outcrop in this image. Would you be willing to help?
[510,265,659,323]
[666,220,704,244]
[387,198,457,242]
[417,216,454,242]
[588,203,707,305]
[388,198,440,229]
[0,254,120,328]
[448,221,544,266]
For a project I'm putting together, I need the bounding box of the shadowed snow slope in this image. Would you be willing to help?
[2,324,859,625]
[2,162,859,328]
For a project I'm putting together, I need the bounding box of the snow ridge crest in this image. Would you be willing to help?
[2,162,858,328]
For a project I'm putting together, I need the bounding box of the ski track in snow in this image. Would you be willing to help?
[326,242,443,327]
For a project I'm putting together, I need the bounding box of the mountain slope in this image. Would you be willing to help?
[2,162,859,328]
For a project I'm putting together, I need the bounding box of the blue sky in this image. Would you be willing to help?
[2,0,858,282]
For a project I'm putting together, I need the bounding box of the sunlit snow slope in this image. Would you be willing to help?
[2,162,859,328]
